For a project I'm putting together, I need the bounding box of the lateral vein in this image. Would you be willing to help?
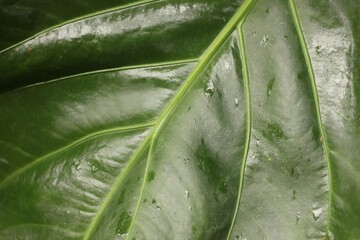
[288,0,333,233]
[125,0,260,238]
[226,11,256,239]
[0,58,199,97]
[0,122,155,189]
[0,0,160,54]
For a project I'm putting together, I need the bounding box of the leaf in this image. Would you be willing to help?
[0,0,359,239]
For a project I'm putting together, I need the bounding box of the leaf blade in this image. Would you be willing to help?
[1,0,360,239]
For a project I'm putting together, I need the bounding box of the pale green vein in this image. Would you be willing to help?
[126,0,260,238]
[288,0,333,234]
[126,135,155,240]
[145,0,261,133]
[14,0,266,238]
[0,122,154,189]
[226,12,256,239]
[0,0,160,54]
[82,138,152,240]
[1,58,199,97]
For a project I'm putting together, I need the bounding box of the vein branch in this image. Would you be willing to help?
[125,0,260,238]
[288,0,333,232]
[226,13,255,239]
[0,122,155,189]
[1,58,199,97]
[0,0,160,54]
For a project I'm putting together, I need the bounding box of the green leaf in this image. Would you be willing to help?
[0,0,359,239]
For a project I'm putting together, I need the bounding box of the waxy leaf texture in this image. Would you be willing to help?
[0,0,359,239]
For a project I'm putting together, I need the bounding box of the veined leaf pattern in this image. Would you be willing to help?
[0,0,359,239]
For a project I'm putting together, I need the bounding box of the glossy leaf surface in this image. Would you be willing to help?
[0,0,359,239]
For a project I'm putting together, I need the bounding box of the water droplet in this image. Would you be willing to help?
[328,48,337,55]
[220,128,225,134]
[296,211,301,223]
[189,206,192,211]
[312,204,322,221]
[260,35,270,47]
[236,236,240,240]
[283,35,288,40]
[290,167,295,176]
[72,161,81,170]
[66,210,70,214]
[185,190,189,199]
[156,205,161,211]
[256,139,260,146]
[252,30,257,37]
[204,80,215,98]
[315,45,323,55]
[267,78,275,97]
[292,190,296,200]
[91,165,98,173]
[224,61,231,71]
[235,97,239,107]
